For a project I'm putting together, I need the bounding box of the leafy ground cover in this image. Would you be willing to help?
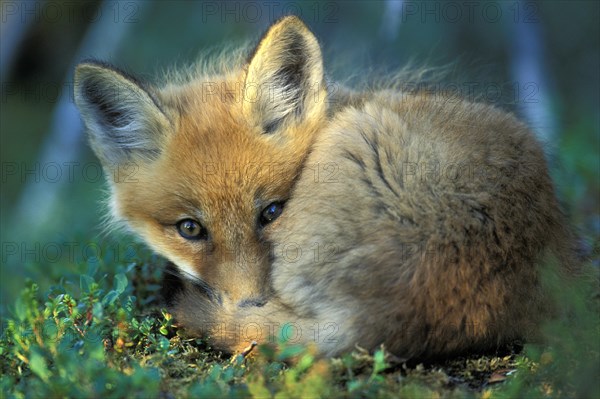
[1,238,598,398]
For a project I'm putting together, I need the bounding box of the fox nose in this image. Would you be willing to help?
[238,297,268,308]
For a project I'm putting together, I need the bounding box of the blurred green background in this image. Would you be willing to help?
[1,0,598,312]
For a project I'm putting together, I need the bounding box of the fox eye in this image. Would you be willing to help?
[176,219,207,240]
[260,202,284,226]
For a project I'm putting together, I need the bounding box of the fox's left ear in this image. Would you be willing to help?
[74,61,172,167]
[243,16,327,134]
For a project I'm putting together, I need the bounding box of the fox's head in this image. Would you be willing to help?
[74,17,327,313]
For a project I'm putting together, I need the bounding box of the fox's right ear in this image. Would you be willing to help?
[243,16,327,134]
[74,62,172,167]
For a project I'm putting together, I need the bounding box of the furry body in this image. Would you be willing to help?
[74,17,573,358]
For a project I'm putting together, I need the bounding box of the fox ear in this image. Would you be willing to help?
[243,16,327,134]
[74,61,172,166]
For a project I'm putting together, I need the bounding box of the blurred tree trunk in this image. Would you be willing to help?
[380,0,403,42]
[0,0,38,82]
[11,0,149,240]
[508,0,558,157]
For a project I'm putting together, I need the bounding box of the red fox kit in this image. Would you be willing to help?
[75,16,574,358]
